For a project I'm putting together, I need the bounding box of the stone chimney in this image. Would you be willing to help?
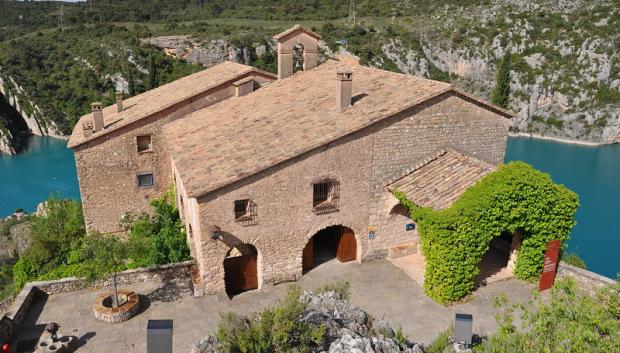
[82,120,93,138]
[232,77,255,97]
[91,102,104,132]
[116,92,124,113]
[336,69,353,112]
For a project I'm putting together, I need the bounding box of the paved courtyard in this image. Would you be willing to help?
[15,259,535,353]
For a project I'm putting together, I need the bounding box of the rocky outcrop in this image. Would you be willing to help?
[0,213,31,264]
[190,290,425,353]
[0,74,63,139]
[141,36,267,67]
[0,71,64,154]
[378,0,620,143]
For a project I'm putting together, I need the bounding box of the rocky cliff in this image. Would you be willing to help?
[0,73,64,154]
[143,0,619,143]
[191,290,426,353]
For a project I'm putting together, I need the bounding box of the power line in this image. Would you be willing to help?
[348,0,356,25]
[58,3,65,30]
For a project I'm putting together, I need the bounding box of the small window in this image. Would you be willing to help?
[137,173,154,187]
[312,180,339,214]
[136,135,152,153]
[234,199,257,225]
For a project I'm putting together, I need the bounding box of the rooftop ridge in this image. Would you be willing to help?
[68,61,275,149]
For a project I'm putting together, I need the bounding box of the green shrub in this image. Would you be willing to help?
[315,280,351,300]
[216,286,325,353]
[12,195,85,288]
[395,162,579,303]
[475,278,620,352]
[12,191,189,293]
[393,327,408,347]
[426,328,452,353]
[0,264,15,300]
[561,252,587,269]
[126,188,191,267]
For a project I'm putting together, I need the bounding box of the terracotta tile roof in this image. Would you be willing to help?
[164,60,455,198]
[68,61,274,148]
[273,24,321,40]
[386,150,496,209]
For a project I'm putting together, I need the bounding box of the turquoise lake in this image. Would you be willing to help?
[0,135,618,278]
[0,136,80,215]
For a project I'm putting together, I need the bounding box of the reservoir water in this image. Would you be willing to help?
[0,135,618,278]
[505,137,620,279]
[0,136,80,216]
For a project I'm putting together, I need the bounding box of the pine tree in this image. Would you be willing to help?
[147,55,157,90]
[491,51,511,109]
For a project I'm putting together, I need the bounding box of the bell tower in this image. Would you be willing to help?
[273,25,321,80]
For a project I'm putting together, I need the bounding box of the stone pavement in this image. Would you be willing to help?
[14,259,535,353]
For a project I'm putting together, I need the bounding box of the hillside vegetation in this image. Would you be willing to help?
[0,0,619,147]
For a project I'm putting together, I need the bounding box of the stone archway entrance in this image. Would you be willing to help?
[476,231,521,285]
[224,244,258,296]
[302,225,356,273]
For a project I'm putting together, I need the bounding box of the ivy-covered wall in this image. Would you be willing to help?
[395,162,579,304]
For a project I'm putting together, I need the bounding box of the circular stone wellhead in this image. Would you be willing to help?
[93,289,140,323]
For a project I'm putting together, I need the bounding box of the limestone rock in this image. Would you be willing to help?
[190,290,426,353]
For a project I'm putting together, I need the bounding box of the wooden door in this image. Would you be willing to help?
[302,240,314,273]
[224,254,258,295]
[336,228,356,262]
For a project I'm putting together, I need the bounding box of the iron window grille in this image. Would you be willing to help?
[137,173,154,187]
[312,180,340,214]
[234,199,257,226]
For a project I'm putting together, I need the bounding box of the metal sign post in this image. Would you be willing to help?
[538,239,561,291]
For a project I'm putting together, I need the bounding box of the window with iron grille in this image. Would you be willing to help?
[234,199,257,225]
[312,180,339,214]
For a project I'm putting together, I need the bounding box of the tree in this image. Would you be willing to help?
[491,51,511,109]
[147,55,157,90]
[82,233,144,308]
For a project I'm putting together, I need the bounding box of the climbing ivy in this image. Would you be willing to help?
[395,162,579,304]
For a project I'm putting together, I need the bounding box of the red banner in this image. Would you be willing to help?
[538,239,561,291]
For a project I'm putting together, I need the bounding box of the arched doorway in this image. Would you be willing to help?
[475,231,515,285]
[224,244,258,296]
[302,225,356,273]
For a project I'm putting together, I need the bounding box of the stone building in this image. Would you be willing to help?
[69,26,513,296]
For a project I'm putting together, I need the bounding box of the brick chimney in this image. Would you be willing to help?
[116,92,124,113]
[336,69,353,112]
[82,120,93,138]
[91,102,104,132]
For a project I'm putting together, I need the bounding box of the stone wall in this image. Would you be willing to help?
[0,261,192,346]
[0,284,38,345]
[188,92,509,295]
[74,72,267,234]
[31,261,193,295]
[192,129,375,294]
[367,92,509,256]
[557,261,617,293]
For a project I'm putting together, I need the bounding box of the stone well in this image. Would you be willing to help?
[92,289,140,323]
